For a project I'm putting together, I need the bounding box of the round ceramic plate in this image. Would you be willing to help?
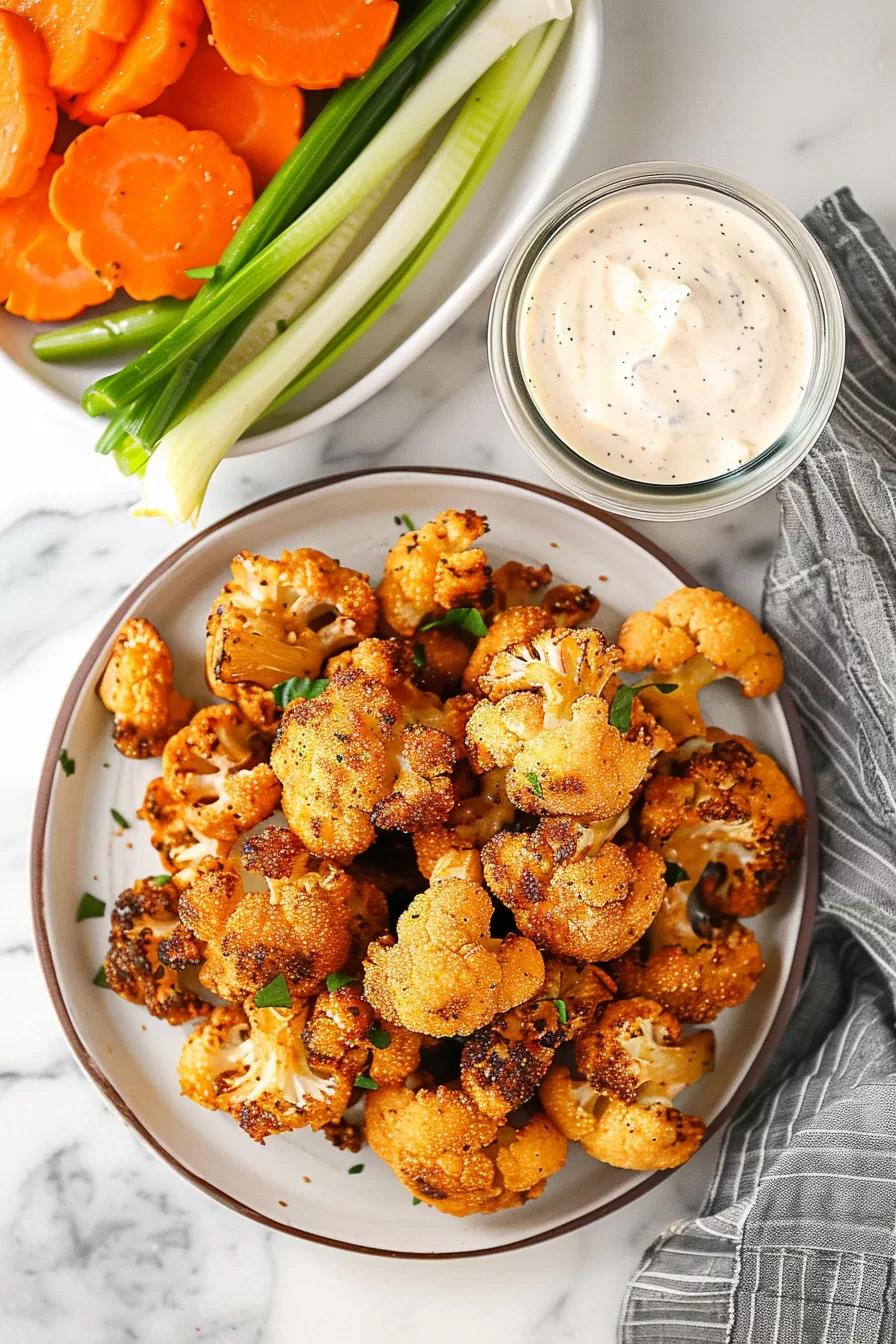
[1,1,600,456]
[32,469,817,1258]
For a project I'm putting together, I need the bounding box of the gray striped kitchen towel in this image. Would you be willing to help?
[619,189,896,1344]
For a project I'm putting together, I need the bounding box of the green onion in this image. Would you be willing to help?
[412,644,426,668]
[185,265,216,281]
[76,892,105,922]
[608,682,678,733]
[272,676,329,708]
[551,998,568,1025]
[421,607,489,637]
[31,299,186,363]
[398,512,415,530]
[524,772,544,799]
[254,974,293,1009]
[58,748,75,777]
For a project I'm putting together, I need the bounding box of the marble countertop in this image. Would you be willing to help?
[3,1,894,1340]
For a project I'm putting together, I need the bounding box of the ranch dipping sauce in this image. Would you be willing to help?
[519,188,814,485]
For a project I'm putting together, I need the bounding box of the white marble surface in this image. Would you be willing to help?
[3,1,894,1340]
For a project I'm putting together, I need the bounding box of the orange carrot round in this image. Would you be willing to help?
[144,26,304,192]
[0,154,112,320]
[205,0,399,91]
[70,0,205,125]
[0,12,57,202]
[49,113,254,301]
[5,0,142,101]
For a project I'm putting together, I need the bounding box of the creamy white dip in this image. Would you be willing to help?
[519,188,813,484]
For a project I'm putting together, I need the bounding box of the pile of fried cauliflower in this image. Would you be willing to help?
[95,509,807,1216]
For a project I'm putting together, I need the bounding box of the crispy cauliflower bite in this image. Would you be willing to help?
[139,775,233,874]
[483,821,666,962]
[413,767,515,880]
[178,1001,356,1142]
[98,617,194,758]
[487,562,599,629]
[207,548,378,732]
[364,1084,567,1215]
[639,730,807,917]
[617,588,784,741]
[462,606,555,694]
[378,509,491,637]
[609,884,765,1023]
[363,876,544,1037]
[466,629,652,818]
[104,877,208,1024]
[162,704,280,846]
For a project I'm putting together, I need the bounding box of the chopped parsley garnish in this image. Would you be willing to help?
[608,682,678,732]
[92,964,109,988]
[394,513,415,530]
[524,772,544,799]
[150,874,171,886]
[664,861,690,886]
[367,1026,391,1050]
[58,748,75,777]
[326,971,358,992]
[354,1074,378,1090]
[551,998,568,1025]
[412,643,426,668]
[275,318,288,334]
[185,264,216,280]
[348,1163,365,1175]
[254,974,292,1009]
[76,892,105,922]
[110,808,130,829]
[272,676,328,708]
[412,1197,422,1206]
[421,607,488,639]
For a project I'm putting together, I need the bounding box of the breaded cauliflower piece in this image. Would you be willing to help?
[207,548,378,733]
[541,584,600,628]
[301,982,375,1066]
[162,705,281,847]
[378,509,491,637]
[271,663,458,863]
[98,617,194,758]
[413,767,514,880]
[139,776,233,874]
[639,730,807,917]
[178,1001,358,1142]
[368,1023,425,1087]
[364,1083,567,1215]
[363,875,545,1037]
[179,828,368,1001]
[462,606,555,694]
[483,821,666,962]
[540,997,713,1171]
[617,588,784,741]
[609,884,764,1023]
[466,629,652,818]
[460,961,615,1120]
[103,877,208,1024]
[489,560,553,610]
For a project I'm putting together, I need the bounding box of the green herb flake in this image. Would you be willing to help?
[551,998,568,1025]
[150,874,171,886]
[421,607,488,639]
[76,892,106,923]
[394,512,415,531]
[184,264,216,280]
[254,974,293,1009]
[110,807,130,829]
[275,318,288,334]
[524,772,544,800]
[608,681,678,732]
[354,1074,378,1090]
[326,971,358,993]
[273,676,328,709]
[664,861,690,887]
[58,748,75,777]
[348,1163,365,1175]
[412,1197,422,1206]
[367,1026,392,1050]
[92,964,109,988]
[412,643,426,669]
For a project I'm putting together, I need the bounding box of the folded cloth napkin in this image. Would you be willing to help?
[618,190,896,1344]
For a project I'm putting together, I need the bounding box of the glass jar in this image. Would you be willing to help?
[488,162,845,520]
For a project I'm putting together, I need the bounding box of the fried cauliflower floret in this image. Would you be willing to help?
[541,584,600,628]
[178,1001,357,1142]
[363,876,544,1037]
[413,628,472,697]
[97,617,194,758]
[639,730,807,917]
[301,983,374,1067]
[413,768,515,880]
[179,830,367,1001]
[364,1084,566,1215]
[162,705,280,847]
[489,560,553,610]
[368,1023,425,1087]
[460,961,615,1120]
[378,509,491,637]
[466,629,652,818]
[483,821,666,961]
[103,877,208,1025]
[207,548,378,732]
[462,606,555,694]
[617,588,784,741]
[139,776,233,874]
[609,884,764,1023]
[271,665,458,862]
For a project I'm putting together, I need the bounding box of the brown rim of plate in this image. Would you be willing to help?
[30,466,819,1260]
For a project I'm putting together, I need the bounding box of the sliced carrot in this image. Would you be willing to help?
[143,26,304,192]
[70,0,205,125]
[205,0,399,91]
[0,12,57,202]
[4,0,142,101]
[0,154,111,320]
[49,114,254,301]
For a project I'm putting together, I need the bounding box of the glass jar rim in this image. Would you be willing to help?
[488,161,845,521]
